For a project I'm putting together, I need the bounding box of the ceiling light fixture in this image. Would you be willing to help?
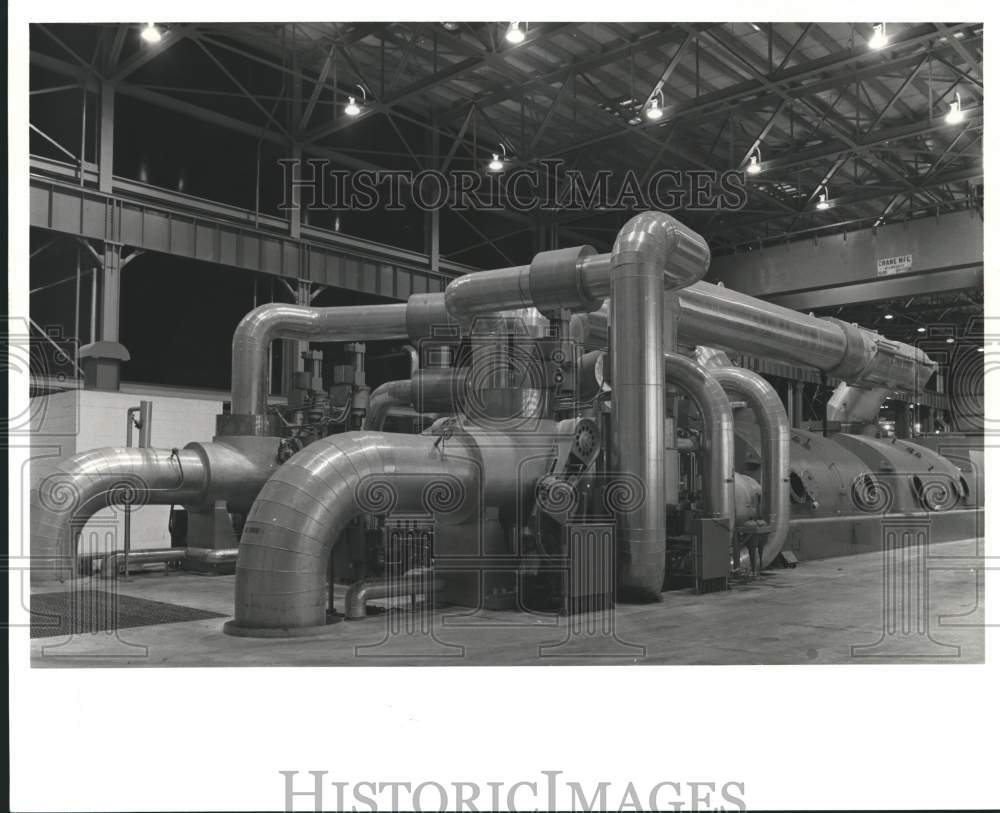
[869,22,888,50]
[746,147,762,175]
[505,22,526,44]
[644,90,665,121]
[141,22,162,44]
[977,347,985,353]
[916,326,927,333]
[945,337,955,344]
[344,84,367,117]
[487,143,507,172]
[441,22,460,31]
[883,313,894,320]
[816,185,831,210]
[945,92,965,125]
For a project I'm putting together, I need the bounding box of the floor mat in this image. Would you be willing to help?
[31,590,226,638]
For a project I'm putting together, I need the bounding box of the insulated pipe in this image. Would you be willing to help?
[100,548,187,575]
[402,344,420,377]
[663,353,735,530]
[31,447,209,583]
[344,567,445,620]
[363,380,414,430]
[566,276,935,392]
[225,432,483,635]
[610,213,711,601]
[709,366,791,569]
[412,368,467,413]
[230,302,410,418]
[444,246,604,324]
[31,442,275,584]
[366,371,468,431]
[99,546,239,576]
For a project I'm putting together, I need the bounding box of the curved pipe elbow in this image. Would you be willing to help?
[364,379,414,430]
[230,303,305,417]
[709,365,790,569]
[31,447,209,583]
[444,266,532,326]
[230,302,409,417]
[663,353,736,531]
[609,213,710,602]
[611,211,711,290]
[227,431,483,635]
[344,568,444,620]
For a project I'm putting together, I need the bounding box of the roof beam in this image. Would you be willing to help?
[438,25,693,121]
[192,36,290,138]
[540,26,978,162]
[299,42,336,132]
[934,23,982,82]
[111,24,194,82]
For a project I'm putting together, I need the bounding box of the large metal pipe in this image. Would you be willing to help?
[226,423,557,635]
[444,246,605,324]
[709,365,791,569]
[98,546,239,576]
[363,379,413,430]
[567,274,934,392]
[344,567,444,620]
[230,302,410,418]
[663,353,735,530]
[446,250,931,393]
[31,442,274,584]
[225,432,484,635]
[31,447,208,583]
[610,213,711,601]
[365,371,467,431]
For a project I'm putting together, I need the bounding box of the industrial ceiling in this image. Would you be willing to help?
[29,21,984,344]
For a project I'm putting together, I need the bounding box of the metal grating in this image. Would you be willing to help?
[30,589,226,638]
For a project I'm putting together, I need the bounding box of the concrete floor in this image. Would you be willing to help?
[30,536,985,666]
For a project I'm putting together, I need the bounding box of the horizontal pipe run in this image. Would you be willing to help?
[100,548,186,575]
[98,546,240,576]
[230,302,410,418]
[344,568,444,620]
[567,274,934,392]
[185,547,241,564]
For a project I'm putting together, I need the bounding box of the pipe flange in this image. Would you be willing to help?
[822,317,877,381]
[528,245,601,317]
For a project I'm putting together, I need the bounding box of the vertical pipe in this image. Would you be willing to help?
[609,212,710,601]
[90,268,97,344]
[663,352,735,530]
[710,366,790,569]
[611,236,667,601]
[73,248,81,360]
